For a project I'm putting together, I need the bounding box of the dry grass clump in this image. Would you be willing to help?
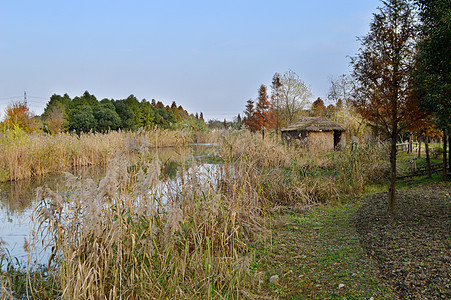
[0,130,128,182]
[219,131,291,168]
[218,131,389,206]
[331,142,390,195]
[15,145,256,298]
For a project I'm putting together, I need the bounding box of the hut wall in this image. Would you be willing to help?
[307,131,334,151]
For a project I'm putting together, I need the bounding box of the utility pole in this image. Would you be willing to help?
[24,91,27,106]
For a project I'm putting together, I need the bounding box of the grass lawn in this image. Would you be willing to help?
[249,203,395,299]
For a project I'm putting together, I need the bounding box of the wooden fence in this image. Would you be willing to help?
[397,163,444,179]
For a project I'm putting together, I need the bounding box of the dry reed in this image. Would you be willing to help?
[16,138,259,298]
[0,129,219,183]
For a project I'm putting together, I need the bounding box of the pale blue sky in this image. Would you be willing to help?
[0,0,380,120]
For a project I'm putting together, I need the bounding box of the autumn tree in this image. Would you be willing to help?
[310,97,327,117]
[254,85,274,131]
[325,104,336,118]
[3,101,39,132]
[243,99,257,131]
[279,70,312,125]
[350,0,418,211]
[44,103,65,134]
[243,85,274,133]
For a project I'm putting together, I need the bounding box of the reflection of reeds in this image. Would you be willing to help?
[0,130,219,183]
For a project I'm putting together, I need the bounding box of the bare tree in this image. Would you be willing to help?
[279,70,312,125]
[327,74,354,107]
[271,73,283,134]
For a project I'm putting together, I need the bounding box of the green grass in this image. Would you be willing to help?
[249,203,396,299]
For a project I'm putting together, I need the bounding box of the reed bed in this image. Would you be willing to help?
[0,129,219,182]
[218,131,389,206]
[1,137,264,298]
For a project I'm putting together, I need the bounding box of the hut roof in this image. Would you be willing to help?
[281,117,345,132]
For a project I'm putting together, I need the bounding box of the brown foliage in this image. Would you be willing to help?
[243,85,275,132]
[350,0,418,210]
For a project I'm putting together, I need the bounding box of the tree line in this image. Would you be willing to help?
[1,91,207,134]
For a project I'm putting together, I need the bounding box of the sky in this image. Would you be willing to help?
[0,0,381,121]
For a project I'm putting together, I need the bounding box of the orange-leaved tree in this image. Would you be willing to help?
[243,85,274,133]
[350,0,420,211]
[3,101,39,132]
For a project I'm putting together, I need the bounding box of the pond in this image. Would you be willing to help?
[0,144,217,266]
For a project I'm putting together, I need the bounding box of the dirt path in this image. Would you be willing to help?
[355,182,450,299]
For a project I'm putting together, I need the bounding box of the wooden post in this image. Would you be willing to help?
[425,136,431,178]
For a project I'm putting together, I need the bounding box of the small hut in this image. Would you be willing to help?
[281,117,345,151]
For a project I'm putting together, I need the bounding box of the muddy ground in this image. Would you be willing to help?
[355,182,450,299]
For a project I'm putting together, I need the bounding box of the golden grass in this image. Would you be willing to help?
[13,143,258,298]
[0,129,219,182]
[0,130,390,298]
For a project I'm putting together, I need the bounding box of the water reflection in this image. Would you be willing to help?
[0,144,216,263]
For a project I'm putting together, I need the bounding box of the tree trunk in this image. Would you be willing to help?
[425,136,431,178]
[448,135,451,178]
[418,139,421,158]
[443,134,448,180]
[388,130,398,212]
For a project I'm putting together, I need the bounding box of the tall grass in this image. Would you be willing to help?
[218,131,389,206]
[0,129,219,182]
[1,139,262,298]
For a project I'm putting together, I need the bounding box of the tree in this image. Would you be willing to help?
[254,85,274,131]
[243,99,257,131]
[350,0,418,211]
[327,74,354,107]
[93,103,121,132]
[44,103,65,134]
[235,114,242,130]
[414,0,451,177]
[243,85,274,134]
[311,97,326,117]
[3,101,39,132]
[113,100,135,130]
[279,70,312,125]
[69,106,97,134]
[271,72,283,134]
[325,104,336,118]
